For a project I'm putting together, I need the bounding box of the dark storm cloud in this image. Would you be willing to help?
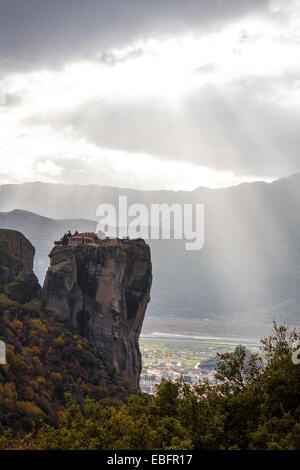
[28,75,300,178]
[0,0,271,74]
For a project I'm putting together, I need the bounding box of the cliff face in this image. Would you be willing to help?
[0,229,40,302]
[43,239,152,386]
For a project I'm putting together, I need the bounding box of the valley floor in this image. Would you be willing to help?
[140,317,278,393]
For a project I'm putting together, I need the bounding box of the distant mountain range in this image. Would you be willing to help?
[1,174,300,324]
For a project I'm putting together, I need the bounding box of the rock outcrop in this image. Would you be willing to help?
[0,229,40,302]
[43,239,152,386]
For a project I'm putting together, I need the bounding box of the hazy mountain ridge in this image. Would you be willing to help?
[1,174,300,323]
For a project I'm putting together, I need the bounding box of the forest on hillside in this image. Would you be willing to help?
[1,314,300,450]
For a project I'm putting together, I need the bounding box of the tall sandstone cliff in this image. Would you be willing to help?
[43,239,152,386]
[0,229,40,302]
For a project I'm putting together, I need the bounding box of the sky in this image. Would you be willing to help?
[0,0,300,190]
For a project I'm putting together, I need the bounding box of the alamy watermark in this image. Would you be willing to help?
[292,340,300,365]
[0,340,6,364]
[96,196,204,251]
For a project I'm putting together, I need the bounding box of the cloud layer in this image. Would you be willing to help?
[1,0,271,73]
[0,0,300,188]
[41,77,300,178]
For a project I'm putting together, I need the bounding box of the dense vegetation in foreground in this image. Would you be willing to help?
[0,294,132,436]
[1,322,300,450]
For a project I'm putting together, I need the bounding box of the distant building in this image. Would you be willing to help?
[68,232,99,245]
[55,232,99,246]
